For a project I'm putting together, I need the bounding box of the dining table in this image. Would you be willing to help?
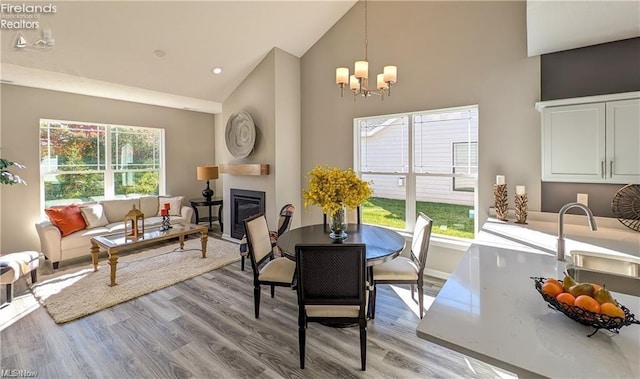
[276,223,406,266]
[277,223,406,322]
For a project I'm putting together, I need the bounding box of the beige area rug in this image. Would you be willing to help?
[31,237,240,324]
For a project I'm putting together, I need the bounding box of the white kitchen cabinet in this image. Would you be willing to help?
[606,99,640,183]
[538,93,640,183]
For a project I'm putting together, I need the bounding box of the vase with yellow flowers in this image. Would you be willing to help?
[303,165,372,240]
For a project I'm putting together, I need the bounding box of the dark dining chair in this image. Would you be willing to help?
[240,203,295,271]
[244,213,296,318]
[295,243,367,371]
[269,204,295,255]
[371,212,433,319]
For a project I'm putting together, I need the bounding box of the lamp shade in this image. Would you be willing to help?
[197,165,219,180]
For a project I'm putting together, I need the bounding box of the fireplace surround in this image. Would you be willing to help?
[230,189,266,239]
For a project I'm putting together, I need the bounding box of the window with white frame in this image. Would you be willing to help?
[354,106,478,239]
[39,119,165,207]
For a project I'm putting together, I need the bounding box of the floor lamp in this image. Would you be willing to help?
[197,165,219,202]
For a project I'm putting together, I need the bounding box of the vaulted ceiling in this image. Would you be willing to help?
[1,1,638,114]
[1,1,357,113]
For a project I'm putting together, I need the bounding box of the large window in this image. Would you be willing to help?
[40,119,165,207]
[355,106,478,239]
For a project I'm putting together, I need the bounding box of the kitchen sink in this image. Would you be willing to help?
[567,251,640,297]
[570,250,639,277]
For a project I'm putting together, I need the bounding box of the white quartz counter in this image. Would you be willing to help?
[416,242,640,378]
[479,213,640,259]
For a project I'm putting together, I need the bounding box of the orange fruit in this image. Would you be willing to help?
[574,295,600,314]
[542,282,563,297]
[600,303,625,319]
[556,292,575,306]
[544,278,563,290]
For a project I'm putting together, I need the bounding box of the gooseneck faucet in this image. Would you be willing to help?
[557,202,597,261]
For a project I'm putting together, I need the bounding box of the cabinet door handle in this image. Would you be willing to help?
[610,161,613,178]
[601,161,605,178]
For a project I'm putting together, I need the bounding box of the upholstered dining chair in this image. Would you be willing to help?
[269,203,295,254]
[370,212,433,319]
[240,204,295,271]
[244,213,296,318]
[295,243,368,371]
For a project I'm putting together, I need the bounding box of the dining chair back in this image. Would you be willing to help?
[295,243,367,371]
[371,212,433,319]
[410,212,433,270]
[240,203,295,271]
[244,213,296,318]
[274,204,295,237]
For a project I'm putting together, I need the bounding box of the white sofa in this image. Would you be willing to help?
[35,196,194,269]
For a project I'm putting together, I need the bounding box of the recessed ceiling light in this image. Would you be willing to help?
[212,67,223,75]
[153,49,166,58]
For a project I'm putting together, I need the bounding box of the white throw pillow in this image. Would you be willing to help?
[101,198,139,223]
[80,204,109,228]
[158,196,184,216]
[139,196,159,218]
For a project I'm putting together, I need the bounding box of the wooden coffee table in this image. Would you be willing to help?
[90,223,208,286]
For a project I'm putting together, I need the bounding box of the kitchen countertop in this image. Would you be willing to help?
[481,212,640,258]
[416,220,640,378]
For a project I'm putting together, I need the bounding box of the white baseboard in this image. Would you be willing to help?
[425,268,450,280]
[221,234,240,244]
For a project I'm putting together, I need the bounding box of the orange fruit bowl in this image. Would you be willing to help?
[531,277,640,336]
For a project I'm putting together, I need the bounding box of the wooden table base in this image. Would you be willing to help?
[91,225,208,287]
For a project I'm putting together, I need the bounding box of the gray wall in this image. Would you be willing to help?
[0,84,215,253]
[300,1,540,228]
[217,48,302,234]
[541,37,640,101]
[541,182,626,217]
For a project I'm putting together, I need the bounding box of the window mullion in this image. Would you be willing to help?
[406,116,416,232]
[104,125,114,198]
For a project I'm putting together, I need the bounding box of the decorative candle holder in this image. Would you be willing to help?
[160,215,172,231]
[493,184,508,221]
[515,193,528,224]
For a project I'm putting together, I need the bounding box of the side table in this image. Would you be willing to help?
[189,198,223,232]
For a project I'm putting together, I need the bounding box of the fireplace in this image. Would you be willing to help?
[230,189,266,239]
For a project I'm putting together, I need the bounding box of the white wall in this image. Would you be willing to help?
[0,84,215,253]
[274,49,302,230]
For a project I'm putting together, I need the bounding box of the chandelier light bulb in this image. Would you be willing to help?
[354,61,368,79]
[349,75,359,91]
[383,66,397,84]
[336,67,349,85]
[377,74,387,90]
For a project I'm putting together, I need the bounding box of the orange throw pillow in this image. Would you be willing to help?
[45,205,87,237]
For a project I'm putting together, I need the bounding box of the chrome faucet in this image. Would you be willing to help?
[557,202,597,261]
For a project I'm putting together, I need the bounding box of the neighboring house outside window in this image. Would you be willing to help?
[354,106,478,239]
[453,141,478,192]
[39,119,165,208]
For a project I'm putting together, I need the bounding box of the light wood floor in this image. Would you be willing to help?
[1,235,512,379]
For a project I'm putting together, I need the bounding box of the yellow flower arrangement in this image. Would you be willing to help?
[303,165,372,216]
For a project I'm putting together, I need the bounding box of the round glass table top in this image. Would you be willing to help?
[277,224,406,266]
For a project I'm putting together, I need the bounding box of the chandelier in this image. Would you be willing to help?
[336,0,397,99]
